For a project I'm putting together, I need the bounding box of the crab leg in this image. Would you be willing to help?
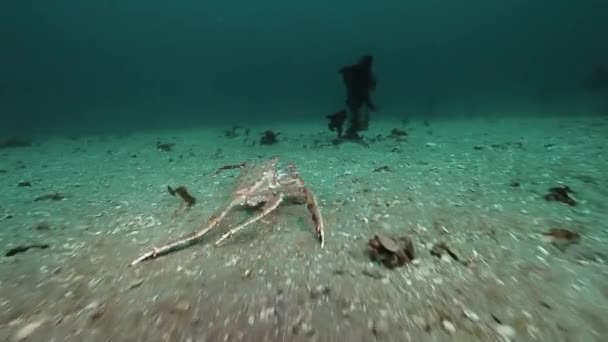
[214,192,284,246]
[303,187,325,248]
[129,198,239,266]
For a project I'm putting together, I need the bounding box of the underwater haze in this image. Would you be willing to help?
[2,0,607,135]
[2,2,608,341]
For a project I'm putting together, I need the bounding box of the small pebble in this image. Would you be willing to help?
[173,300,191,312]
[537,246,550,256]
[442,320,456,333]
[310,285,330,299]
[462,308,480,322]
[493,324,516,340]
[129,278,144,289]
[412,315,426,327]
[372,319,389,336]
[13,319,45,341]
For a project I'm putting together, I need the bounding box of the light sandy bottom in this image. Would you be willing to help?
[0,115,607,341]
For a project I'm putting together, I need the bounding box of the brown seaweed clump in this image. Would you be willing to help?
[367,234,415,268]
[544,185,576,206]
[167,186,196,207]
[260,130,280,145]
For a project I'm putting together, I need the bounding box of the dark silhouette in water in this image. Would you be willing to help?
[339,55,377,140]
[326,110,347,138]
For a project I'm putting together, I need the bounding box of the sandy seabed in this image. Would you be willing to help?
[1,114,607,341]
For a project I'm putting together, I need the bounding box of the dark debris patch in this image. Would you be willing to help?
[544,185,576,206]
[5,244,49,257]
[34,192,65,202]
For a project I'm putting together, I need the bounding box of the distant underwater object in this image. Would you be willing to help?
[326,109,347,138]
[339,55,377,140]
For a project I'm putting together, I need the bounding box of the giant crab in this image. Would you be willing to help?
[130,157,325,266]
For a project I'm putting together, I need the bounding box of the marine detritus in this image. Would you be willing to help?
[5,244,49,257]
[430,242,460,262]
[0,138,32,150]
[156,141,175,152]
[541,228,581,251]
[326,109,347,138]
[544,185,576,206]
[130,157,325,266]
[260,130,280,145]
[212,161,247,176]
[367,234,415,268]
[339,55,377,140]
[390,128,407,138]
[34,192,65,202]
[167,186,196,207]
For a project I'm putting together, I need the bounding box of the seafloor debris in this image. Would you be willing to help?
[223,125,249,139]
[326,109,347,138]
[544,185,576,206]
[156,140,175,152]
[430,242,460,262]
[18,181,31,187]
[5,244,49,257]
[543,228,580,242]
[0,137,32,150]
[167,185,196,207]
[130,157,325,266]
[373,165,391,172]
[367,234,415,268]
[541,228,581,251]
[212,161,247,176]
[34,192,65,202]
[260,130,280,145]
[390,128,407,138]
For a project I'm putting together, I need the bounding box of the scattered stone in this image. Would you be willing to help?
[542,228,580,242]
[544,185,576,206]
[260,130,280,145]
[156,141,175,152]
[309,285,331,299]
[390,128,407,138]
[493,323,516,340]
[173,299,191,312]
[34,192,65,202]
[411,315,426,328]
[430,242,460,262]
[367,234,415,268]
[372,318,389,337]
[373,165,391,172]
[1,214,14,222]
[34,221,51,231]
[242,269,252,279]
[541,228,581,251]
[90,305,106,320]
[442,320,456,334]
[129,278,144,289]
[462,307,480,322]
[0,138,32,150]
[13,319,45,341]
[5,244,49,257]
[362,267,384,280]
